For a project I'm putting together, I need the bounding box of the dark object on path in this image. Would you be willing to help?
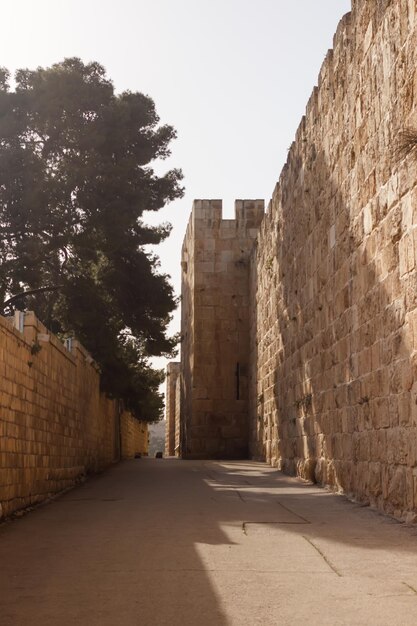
[134,453,142,459]
[155,451,163,459]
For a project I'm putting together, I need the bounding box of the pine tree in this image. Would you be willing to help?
[0,58,184,421]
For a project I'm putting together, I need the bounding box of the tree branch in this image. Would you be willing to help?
[2,284,64,311]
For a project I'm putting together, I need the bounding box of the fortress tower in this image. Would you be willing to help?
[178,199,264,458]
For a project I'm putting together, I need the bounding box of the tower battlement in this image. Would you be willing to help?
[191,198,264,229]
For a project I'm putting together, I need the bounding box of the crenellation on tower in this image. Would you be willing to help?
[235,199,265,232]
[192,199,223,234]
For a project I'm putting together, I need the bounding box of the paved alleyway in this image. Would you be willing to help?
[1,459,417,626]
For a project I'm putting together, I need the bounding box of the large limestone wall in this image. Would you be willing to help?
[250,0,417,519]
[0,312,148,518]
[180,200,264,458]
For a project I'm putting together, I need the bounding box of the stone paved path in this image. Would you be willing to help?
[1,459,417,625]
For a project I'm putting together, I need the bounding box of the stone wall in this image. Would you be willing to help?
[179,200,264,458]
[250,0,417,520]
[0,312,148,518]
[120,412,148,460]
[164,361,180,456]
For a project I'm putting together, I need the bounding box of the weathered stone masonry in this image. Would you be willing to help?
[167,0,417,520]
[250,0,417,520]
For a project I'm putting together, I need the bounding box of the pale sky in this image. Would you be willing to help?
[1,0,351,370]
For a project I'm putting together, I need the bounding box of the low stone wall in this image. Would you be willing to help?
[0,312,148,518]
[120,411,148,459]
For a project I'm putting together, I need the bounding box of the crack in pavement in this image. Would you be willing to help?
[302,536,342,577]
[403,582,417,595]
[276,500,311,524]
[242,520,309,535]
[235,490,245,502]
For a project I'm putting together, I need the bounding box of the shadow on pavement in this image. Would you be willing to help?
[1,458,417,626]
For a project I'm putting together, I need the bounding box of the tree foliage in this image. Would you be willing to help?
[0,58,184,421]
